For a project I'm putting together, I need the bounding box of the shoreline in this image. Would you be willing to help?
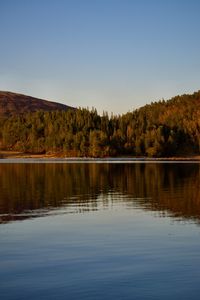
[0,151,200,162]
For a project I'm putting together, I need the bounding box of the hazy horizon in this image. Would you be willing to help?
[1,0,200,114]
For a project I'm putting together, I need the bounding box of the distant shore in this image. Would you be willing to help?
[1,151,200,161]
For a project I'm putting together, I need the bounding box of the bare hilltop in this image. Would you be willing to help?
[0,91,73,118]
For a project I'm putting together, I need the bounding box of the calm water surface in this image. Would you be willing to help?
[0,162,200,299]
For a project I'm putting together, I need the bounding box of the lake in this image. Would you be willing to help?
[0,162,200,299]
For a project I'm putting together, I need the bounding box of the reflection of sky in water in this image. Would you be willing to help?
[1,163,200,299]
[1,201,200,300]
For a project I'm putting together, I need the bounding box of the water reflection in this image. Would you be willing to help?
[0,163,200,223]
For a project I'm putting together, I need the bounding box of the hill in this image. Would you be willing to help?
[0,91,74,118]
[0,90,200,157]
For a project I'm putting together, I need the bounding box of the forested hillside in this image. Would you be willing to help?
[0,91,200,157]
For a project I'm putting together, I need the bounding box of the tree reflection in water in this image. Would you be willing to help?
[0,163,200,223]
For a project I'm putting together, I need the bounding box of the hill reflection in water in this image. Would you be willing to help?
[0,163,200,223]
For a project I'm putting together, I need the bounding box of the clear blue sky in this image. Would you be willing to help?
[0,0,200,114]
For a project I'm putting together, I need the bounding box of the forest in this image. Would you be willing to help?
[0,91,200,157]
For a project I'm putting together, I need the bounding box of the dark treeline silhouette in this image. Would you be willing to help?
[0,163,200,223]
[1,91,200,157]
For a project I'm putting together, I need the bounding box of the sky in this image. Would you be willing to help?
[0,0,200,114]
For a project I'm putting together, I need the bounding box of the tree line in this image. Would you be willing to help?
[0,91,200,157]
